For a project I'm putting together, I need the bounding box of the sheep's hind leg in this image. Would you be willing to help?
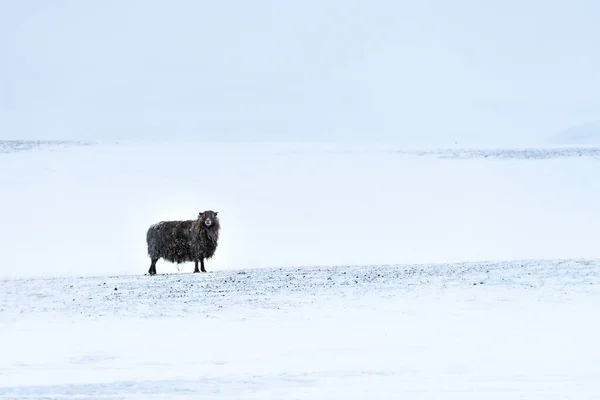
[148,258,158,275]
[201,258,207,273]
[194,261,200,273]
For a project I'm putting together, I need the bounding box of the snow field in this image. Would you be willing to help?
[1,141,600,398]
[0,141,599,279]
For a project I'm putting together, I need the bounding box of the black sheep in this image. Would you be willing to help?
[146,210,220,275]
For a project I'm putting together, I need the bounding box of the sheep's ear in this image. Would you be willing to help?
[198,212,204,218]
[214,212,218,216]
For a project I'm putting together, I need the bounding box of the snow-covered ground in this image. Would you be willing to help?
[1,260,600,398]
[1,141,600,398]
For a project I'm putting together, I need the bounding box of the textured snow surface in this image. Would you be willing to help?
[389,146,600,159]
[1,260,600,399]
[1,259,599,319]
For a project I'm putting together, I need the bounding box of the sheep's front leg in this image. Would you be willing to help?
[200,258,206,273]
[194,261,200,273]
[148,259,158,275]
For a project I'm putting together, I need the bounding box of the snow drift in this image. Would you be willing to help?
[551,120,600,145]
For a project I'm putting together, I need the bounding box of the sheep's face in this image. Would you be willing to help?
[198,210,219,229]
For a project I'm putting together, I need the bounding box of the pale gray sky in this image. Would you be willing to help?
[1,0,599,144]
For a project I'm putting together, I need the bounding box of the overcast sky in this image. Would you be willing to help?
[1,0,599,144]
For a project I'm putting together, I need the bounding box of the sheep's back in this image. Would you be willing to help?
[146,220,196,262]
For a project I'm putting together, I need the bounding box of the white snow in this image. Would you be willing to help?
[1,141,600,398]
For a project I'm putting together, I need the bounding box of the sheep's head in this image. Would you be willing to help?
[198,210,219,229]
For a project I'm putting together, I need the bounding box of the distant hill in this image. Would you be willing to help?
[552,120,600,145]
[0,140,94,154]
